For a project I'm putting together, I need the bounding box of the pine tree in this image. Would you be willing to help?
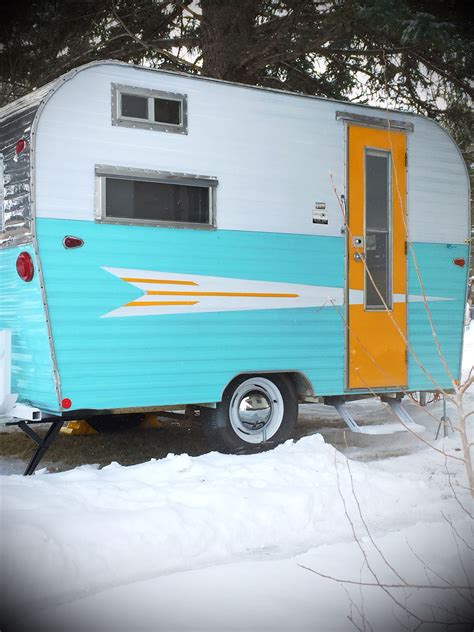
[1,0,472,154]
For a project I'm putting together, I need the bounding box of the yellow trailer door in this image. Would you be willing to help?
[347,125,407,389]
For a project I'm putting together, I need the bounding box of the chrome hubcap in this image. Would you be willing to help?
[238,390,272,430]
[229,377,284,444]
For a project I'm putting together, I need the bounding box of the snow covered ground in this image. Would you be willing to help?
[1,328,473,632]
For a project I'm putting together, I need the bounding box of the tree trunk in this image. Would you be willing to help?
[200,0,259,83]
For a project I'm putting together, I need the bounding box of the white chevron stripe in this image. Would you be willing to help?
[348,290,454,305]
[101,267,452,318]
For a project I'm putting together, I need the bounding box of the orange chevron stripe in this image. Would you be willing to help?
[145,291,299,298]
[125,300,198,307]
[121,277,198,286]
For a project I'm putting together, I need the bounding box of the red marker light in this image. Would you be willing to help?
[16,252,34,282]
[453,258,465,267]
[15,138,26,154]
[63,236,84,249]
[61,398,72,409]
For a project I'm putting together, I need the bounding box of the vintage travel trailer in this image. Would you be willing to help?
[0,60,470,468]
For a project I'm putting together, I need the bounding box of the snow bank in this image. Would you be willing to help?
[1,328,472,629]
[1,431,469,620]
[18,518,472,632]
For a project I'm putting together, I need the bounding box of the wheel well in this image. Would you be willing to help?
[220,371,314,402]
[287,372,314,401]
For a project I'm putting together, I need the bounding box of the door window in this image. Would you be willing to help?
[364,149,392,310]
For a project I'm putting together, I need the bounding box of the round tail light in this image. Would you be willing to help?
[16,252,34,282]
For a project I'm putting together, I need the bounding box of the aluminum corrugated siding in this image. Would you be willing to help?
[407,242,468,390]
[0,245,59,411]
[37,219,345,409]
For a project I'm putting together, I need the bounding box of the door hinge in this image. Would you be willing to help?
[404,241,408,255]
[405,152,408,167]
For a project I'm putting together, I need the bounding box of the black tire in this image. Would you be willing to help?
[201,374,298,453]
[86,413,144,433]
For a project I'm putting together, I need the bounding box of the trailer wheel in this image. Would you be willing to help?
[202,375,298,453]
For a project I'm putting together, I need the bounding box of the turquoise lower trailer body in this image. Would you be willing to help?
[0,218,467,414]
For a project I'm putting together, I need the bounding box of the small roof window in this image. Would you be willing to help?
[112,83,187,134]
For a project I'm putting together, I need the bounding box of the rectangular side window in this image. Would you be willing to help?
[0,155,4,232]
[96,166,216,229]
[112,83,187,134]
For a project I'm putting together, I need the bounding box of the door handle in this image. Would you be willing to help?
[353,251,365,262]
